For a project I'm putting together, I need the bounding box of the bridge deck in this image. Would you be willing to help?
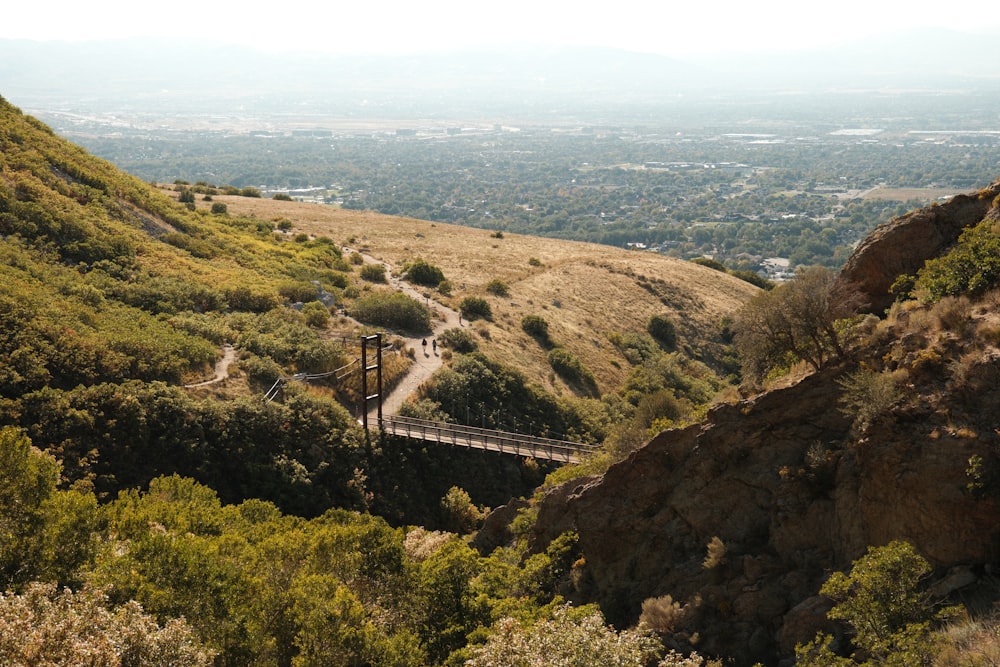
[378,415,596,464]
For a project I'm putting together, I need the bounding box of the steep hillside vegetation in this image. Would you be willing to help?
[0,93,756,516]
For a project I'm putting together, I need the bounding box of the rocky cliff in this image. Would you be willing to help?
[520,183,1000,666]
[837,179,1000,314]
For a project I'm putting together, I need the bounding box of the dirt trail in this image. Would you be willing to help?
[349,248,463,418]
[183,250,460,414]
[183,344,237,388]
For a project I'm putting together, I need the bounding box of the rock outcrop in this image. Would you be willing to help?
[836,180,1000,314]
[528,353,1000,665]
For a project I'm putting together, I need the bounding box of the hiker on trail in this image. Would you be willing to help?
[432,339,437,353]
[422,338,427,354]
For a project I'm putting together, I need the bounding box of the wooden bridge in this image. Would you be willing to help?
[264,333,598,464]
[376,415,598,464]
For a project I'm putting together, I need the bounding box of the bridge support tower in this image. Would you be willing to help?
[360,333,383,432]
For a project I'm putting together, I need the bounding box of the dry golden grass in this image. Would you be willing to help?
[864,186,961,201]
[178,191,760,394]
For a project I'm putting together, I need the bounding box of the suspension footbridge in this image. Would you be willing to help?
[258,333,596,463]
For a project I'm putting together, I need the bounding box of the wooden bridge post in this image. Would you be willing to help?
[360,333,383,432]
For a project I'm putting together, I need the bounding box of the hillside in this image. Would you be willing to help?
[522,180,1000,664]
[179,190,758,396]
[0,92,756,515]
[0,91,766,665]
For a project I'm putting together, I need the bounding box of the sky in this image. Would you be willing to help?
[5,0,1000,58]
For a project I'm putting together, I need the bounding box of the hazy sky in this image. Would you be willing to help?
[6,0,999,57]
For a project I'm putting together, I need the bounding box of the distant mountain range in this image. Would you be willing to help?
[1,31,996,121]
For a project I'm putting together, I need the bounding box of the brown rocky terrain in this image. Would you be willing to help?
[516,183,1000,665]
[837,179,1000,314]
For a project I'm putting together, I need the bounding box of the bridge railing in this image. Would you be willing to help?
[380,415,598,464]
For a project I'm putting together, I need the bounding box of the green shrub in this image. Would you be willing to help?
[359,263,387,283]
[404,258,445,287]
[485,279,509,297]
[691,257,727,272]
[350,291,431,333]
[438,327,477,353]
[459,296,492,320]
[915,219,1000,301]
[521,314,551,346]
[278,282,319,304]
[547,347,597,394]
[796,541,949,666]
[837,367,901,431]
[210,202,228,215]
[647,314,678,349]
[301,301,331,328]
[239,187,261,198]
[272,193,293,201]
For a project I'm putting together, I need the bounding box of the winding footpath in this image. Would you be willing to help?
[352,249,464,418]
[183,344,237,388]
[183,251,462,417]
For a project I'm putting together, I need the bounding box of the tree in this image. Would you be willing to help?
[466,605,716,667]
[0,427,97,588]
[734,266,851,383]
[0,582,214,666]
[796,541,949,666]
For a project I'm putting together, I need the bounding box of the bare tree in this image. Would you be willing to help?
[734,266,851,384]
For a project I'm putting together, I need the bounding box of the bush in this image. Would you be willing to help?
[467,606,670,667]
[210,202,228,215]
[459,296,492,320]
[796,541,947,666]
[272,193,293,201]
[485,279,509,297]
[647,313,678,349]
[278,282,320,304]
[521,314,551,346]
[547,347,597,394]
[438,327,477,353]
[404,259,445,287]
[350,291,431,333]
[0,583,215,666]
[914,218,1000,301]
[359,263,387,283]
[301,301,331,328]
[837,367,901,431]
